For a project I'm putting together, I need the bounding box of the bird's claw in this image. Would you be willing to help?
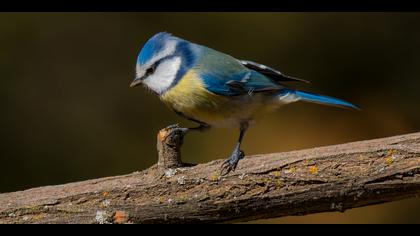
[165,124,189,136]
[220,150,245,176]
[165,123,180,130]
[220,160,236,177]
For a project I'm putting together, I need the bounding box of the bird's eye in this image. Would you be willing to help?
[145,65,156,77]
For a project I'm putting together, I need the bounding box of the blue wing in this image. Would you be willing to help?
[201,70,282,96]
[195,47,282,96]
[239,60,310,84]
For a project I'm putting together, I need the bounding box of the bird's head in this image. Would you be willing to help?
[130,32,196,95]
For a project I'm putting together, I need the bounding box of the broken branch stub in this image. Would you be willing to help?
[157,126,187,172]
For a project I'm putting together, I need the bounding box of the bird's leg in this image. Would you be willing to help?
[188,123,211,132]
[165,123,210,136]
[220,122,249,176]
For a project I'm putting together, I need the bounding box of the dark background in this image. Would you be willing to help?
[1,13,419,223]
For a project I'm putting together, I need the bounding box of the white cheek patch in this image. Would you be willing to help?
[143,57,182,94]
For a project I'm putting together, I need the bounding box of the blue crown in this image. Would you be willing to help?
[137,32,173,65]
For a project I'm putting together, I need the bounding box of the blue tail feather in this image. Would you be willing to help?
[281,89,360,110]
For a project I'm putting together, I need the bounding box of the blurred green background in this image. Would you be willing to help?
[1,13,419,223]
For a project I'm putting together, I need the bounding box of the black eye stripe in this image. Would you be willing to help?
[145,64,156,76]
[144,55,173,77]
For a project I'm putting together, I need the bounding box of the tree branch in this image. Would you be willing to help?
[1,130,420,224]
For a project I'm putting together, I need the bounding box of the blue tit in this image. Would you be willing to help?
[130,32,359,175]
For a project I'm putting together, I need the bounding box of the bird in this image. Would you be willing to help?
[130,32,359,175]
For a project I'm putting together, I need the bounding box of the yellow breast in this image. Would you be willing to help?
[160,70,231,125]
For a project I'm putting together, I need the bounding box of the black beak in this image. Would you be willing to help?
[130,78,142,88]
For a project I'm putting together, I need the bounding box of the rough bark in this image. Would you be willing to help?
[1,131,420,224]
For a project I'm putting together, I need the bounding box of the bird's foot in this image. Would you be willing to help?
[220,149,245,176]
[159,124,190,148]
[164,124,189,135]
